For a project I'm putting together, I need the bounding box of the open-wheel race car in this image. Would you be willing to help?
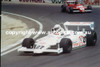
[18,21,97,54]
[61,0,92,13]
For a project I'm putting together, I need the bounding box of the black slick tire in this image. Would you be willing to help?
[60,38,72,53]
[67,7,73,13]
[86,31,97,46]
[22,38,35,48]
[87,5,92,13]
[61,5,66,12]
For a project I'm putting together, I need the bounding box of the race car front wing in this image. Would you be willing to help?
[18,46,63,54]
[72,9,92,12]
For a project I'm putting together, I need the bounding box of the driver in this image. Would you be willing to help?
[52,24,64,35]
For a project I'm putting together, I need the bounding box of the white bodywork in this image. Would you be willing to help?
[18,21,94,54]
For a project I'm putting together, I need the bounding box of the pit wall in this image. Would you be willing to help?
[2,0,100,5]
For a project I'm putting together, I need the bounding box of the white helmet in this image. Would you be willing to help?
[52,24,61,32]
[53,24,60,29]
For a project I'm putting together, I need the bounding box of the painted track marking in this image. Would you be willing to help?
[1,11,43,56]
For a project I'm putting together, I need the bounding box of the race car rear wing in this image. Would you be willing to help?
[64,21,94,30]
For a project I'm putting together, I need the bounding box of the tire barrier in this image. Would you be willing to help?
[51,0,65,3]
[2,0,11,1]
[51,0,100,5]
[19,0,45,3]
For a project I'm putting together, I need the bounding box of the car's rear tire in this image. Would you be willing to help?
[60,38,72,53]
[22,38,35,48]
[86,31,97,46]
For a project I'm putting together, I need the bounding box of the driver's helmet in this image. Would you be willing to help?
[51,24,61,35]
[52,24,61,31]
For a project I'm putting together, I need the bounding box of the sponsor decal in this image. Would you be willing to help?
[73,35,84,47]
[79,35,84,46]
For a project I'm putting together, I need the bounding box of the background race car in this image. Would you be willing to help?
[61,0,92,13]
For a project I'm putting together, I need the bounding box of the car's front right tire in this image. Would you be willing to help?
[60,38,72,53]
[66,7,73,13]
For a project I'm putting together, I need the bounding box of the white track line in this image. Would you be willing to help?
[1,28,35,52]
[1,11,43,56]
[1,46,22,56]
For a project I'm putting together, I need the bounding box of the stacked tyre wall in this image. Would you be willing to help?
[51,0,100,5]
[2,0,45,3]
[19,0,45,3]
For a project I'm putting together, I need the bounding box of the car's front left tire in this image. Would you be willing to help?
[66,7,73,13]
[22,38,35,48]
[61,5,66,12]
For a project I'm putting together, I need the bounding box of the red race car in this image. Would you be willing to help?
[61,0,92,13]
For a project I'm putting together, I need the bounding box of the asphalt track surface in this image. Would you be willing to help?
[1,3,100,67]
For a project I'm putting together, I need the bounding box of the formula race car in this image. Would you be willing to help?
[61,0,92,13]
[18,22,97,54]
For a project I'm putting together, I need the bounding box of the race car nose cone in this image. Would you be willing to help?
[34,49,43,53]
[80,8,85,12]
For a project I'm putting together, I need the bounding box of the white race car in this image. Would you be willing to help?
[18,21,97,54]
